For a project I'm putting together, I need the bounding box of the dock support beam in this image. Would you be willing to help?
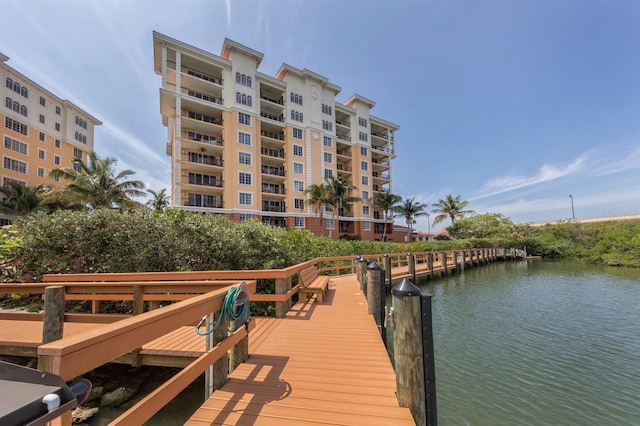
[393,279,437,426]
[42,286,65,345]
[366,262,385,342]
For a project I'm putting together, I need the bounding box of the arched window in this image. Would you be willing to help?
[21,86,28,98]
[246,76,252,88]
[236,92,242,103]
[247,95,252,107]
[13,101,19,112]
[5,97,11,108]
[20,105,27,117]
[82,135,87,144]
[5,77,12,89]
[13,82,20,93]
[235,72,241,84]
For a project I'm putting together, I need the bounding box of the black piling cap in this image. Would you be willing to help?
[367,261,382,270]
[392,278,421,297]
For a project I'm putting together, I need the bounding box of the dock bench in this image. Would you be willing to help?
[298,266,330,304]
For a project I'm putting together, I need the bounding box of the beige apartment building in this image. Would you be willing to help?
[1,53,101,224]
[153,32,399,241]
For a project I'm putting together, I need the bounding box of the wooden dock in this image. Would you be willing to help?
[186,274,414,425]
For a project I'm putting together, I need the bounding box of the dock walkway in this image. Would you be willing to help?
[186,274,414,425]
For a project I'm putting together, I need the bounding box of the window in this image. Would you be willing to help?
[53,175,60,182]
[5,78,28,99]
[73,148,82,159]
[239,213,252,222]
[40,96,46,106]
[360,147,368,156]
[295,217,305,228]
[358,117,368,127]
[238,112,251,125]
[239,192,252,205]
[188,173,218,186]
[359,132,368,142]
[54,122,60,131]
[235,72,252,88]
[325,218,335,229]
[324,152,333,163]
[363,221,371,231]
[293,162,304,174]
[325,204,333,212]
[361,161,368,171]
[289,92,303,105]
[3,177,25,187]
[238,152,252,165]
[4,96,11,109]
[75,116,87,129]
[294,198,304,209]
[5,117,28,135]
[4,136,28,155]
[322,120,332,131]
[3,157,27,174]
[293,180,304,192]
[362,205,370,215]
[38,149,45,160]
[293,144,303,157]
[54,139,61,149]
[20,105,27,117]
[362,190,369,200]
[55,106,61,115]
[188,193,218,208]
[324,169,333,179]
[238,132,251,146]
[239,172,252,185]
[292,128,303,139]
[322,103,332,115]
[236,92,252,107]
[361,176,369,186]
[39,114,45,124]
[290,110,303,122]
[37,167,45,178]
[54,155,61,165]
[39,132,45,142]
[323,136,332,147]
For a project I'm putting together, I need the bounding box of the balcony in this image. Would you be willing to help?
[336,149,352,158]
[262,183,286,197]
[262,201,286,213]
[260,94,284,105]
[183,88,223,106]
[336,133,352,143]
[261,165,285,177]
[261,130,284,141]
[335,118,351,128]
[185,193,223,209]
[260,111,284,123]
[183,131,223,147]
[371,130,389,140]
[339,223,355,234]
[372,172,390,180]
[261,148,285,159]
[183,67,223,86]
[187,153,223,167]
[187,177,223,188]
[338,208,354,218]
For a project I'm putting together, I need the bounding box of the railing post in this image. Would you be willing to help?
[407,253,416,283]
[359,257,368,293]
[366,262,385,341]
[452,251,458,273]
[427,252,434,280]
[42,286,65,345]
[440,252,448,277]
[275,277,290,318]
[460,250,465,271]
[229,322,249,374]
[206,312,229,397]
[392,279,437,426]
[131,285,145,366]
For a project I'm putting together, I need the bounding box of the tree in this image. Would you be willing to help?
[0,182,49,216]
[372,191,402,241]
[50,152,146,209]
[431,194,475,226]
[304,183,329,237]
[393,197,429,241]
[324,177,361,238]
[146,188,170,213]
[448,213,516,239]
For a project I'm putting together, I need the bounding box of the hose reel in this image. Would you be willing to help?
[196,281,250,336]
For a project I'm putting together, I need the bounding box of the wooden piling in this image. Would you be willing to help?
[384,254,392,289]
[440,252,448,277]
[366,263,385,339]
[407,253,416,283]
[42,286,65,345]
[427,252,434,280]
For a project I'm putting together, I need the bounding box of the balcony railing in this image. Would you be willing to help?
[260,112,284,123]
[261,166,285,177]
[185,131,223,147]
[372,145,390,153]
[187,154,223,167]
[186,111,223,126]
[184,89,223,105]
[372,172,390,180]
[261,148,285,159]
[183,67,223,86]
[186,199,223,208]
[339,224,355,234]
[336,133,352,142]
[262,203,286,212]
[371,130,389,140]
[335,119,351,128]
[261,184,285,195]
[261,130,285,141]
[338,209,354,218]
[188,178,223,188]
[336,150,352,158]
[336,164,353,172]
[372,159,390,167]
[260,94,284,105]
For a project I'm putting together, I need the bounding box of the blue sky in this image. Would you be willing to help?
[2,0,638,231]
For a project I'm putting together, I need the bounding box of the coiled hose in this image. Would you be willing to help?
[196,282,250,335]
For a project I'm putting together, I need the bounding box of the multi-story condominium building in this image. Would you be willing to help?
[1,53,101,224]
[152,32,398,241]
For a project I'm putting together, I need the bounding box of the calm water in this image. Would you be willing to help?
[412,260,640,426]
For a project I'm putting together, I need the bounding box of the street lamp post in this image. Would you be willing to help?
[426,212,431,233]
[569,194,575,220]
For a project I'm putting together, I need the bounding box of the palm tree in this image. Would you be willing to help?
[304,183,329,237]
[146,188,170,213]
[431,194,475,226]
[372,191,402,241]
[0,182,49,216]
[393,197,429,242]
[50,152,145,209]
[324,177,361,238]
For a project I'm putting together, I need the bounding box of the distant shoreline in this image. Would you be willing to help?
[527,214,640,227]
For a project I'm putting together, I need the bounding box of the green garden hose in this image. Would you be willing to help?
[196,282,250,336]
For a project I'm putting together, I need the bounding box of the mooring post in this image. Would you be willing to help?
[460,250,465,271]
[355,256,362,286]
[440,252,448,277]
[407,253,416,283]
[392,279,437,426]
[427,252,434,280]
[367,262,385,340]
[452,251,458,273]
[384,254,392,289]
[360,257,369,292]
[42,286,65,345]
